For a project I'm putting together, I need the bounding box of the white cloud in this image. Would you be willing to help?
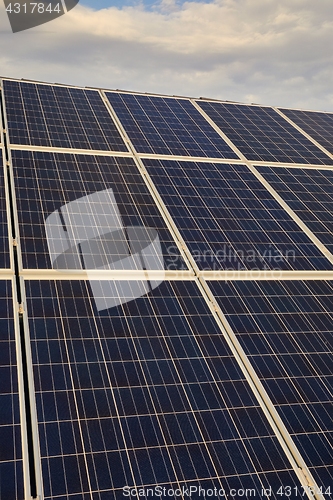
[0,0,333,110]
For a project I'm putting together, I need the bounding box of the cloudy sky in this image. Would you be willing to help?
[1,0,333,111]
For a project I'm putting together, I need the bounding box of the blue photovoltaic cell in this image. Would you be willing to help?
[279,108,333,155]
[0,149,10,268]
[11,150,185,270]
[3,80,128,152]
[196,101,333,165]
[105,92,239,159]
[0,280,24,500]
[208,280,333,492]
[143,158,333,271]
[25,279,302,499]
[258,166,333,255]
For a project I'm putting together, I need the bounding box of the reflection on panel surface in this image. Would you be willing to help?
[0,149,10,268]
[0,280,24,500]
[197,101,333,165]
[143,159,332,271]
[258,166,333,254]
[11,150,185,270]
[279,108,333,155]
[209,280,333,491]
[25,279,301,499]
[3,80,128,152]
[106,93,239,159]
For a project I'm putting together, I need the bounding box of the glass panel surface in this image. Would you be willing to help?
[279,108,333,155]
[3,80,128,152]
[258,166,333,255]
[12,151,185,271]
[197,101,333,165]
[144,159,333,271]
[106,93,239,159]
[25,279,302,499]
[0,280,24,500]
[209,279,333,491]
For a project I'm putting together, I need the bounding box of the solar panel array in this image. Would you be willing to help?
[1,77,333,500]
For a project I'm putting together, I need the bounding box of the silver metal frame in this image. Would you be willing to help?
[17,275,44,500]
[1,145,14,272]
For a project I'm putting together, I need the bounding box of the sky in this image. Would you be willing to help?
[1,0,333,111]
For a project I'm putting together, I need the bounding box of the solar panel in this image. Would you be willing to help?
[257,166,333,254]
[279,108,333,156]
[196,101,333,165]
[143,158,333,271]
[105,92,239,159]
[11,150,186,270]
[25,278,303,499]
[0,280,24,500]
[0,149,10,269]
[2,80,128,152]
[3,77,333,498]
[208,279,333,490]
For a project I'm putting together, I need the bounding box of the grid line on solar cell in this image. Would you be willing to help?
[143,158,333,271]
[2,80,128,152]
[105,92,240,159]
[10,150,186,271]
[208,279,333,492]
[196,101,333,165]
[257,166,333,256]
[0,280,24,500]
[0,149,10,268]
[279,108,333,156]
[25,279,300,498]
